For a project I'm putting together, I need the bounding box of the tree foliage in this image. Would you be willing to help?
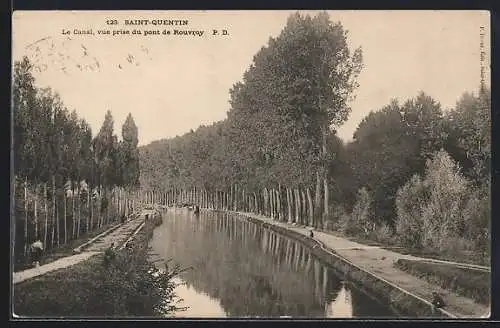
[12,56,141,263]
[134,12,490,260]
[140,11,363,215]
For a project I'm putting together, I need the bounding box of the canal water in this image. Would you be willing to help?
[149,208,398,318]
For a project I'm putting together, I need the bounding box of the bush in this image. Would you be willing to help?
[461,188,490,259]
[420,150,470,250]
[394,149,489,256]
[347,187,373,236]
[395,174,426,249]
[327,204,348,231]
[371,223,395,244]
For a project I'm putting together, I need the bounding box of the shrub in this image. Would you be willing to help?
[342,187,373,236]
[394,149,489,255]
[395,174,426,249]
[461,187,490,259]
[338,210,353,235]
[371,223,395,244]
[420,150,470,250]
[328,204,348,231]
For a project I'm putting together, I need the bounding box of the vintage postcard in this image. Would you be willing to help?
[11,10,491,319]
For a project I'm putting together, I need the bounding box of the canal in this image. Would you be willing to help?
[149,208,399,318]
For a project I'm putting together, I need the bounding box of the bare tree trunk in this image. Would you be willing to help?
[234,185,238,212]
[34,183,38,239]
[274,188,278,218]
[277,185,282,221]
[286,188,292,223]
[253,192,257,214]
[294,188,300,224]
[98,186,102,228]
[107,187,111,224]
[88,186,92,233]
[64,186,67,244]
[97,187,100,228]
[234,185,238,211]
[44,184,48,248]
[72,185,76,239]
[270,188,274,219]
[117,188,120,216]
[307,187,313,227]
[77,185,81,238]
[242,189,245,212]
[263,188,269,217]
[323,175,329,230]
[56,187,60,247]
[322,131,329,229]
[301,189,307,226]
[314,170,322,228]
[269,188,273,217]
[51,175,56,247]
[24,177,28,258]
[322,126,329,229]
[13,177,17,261]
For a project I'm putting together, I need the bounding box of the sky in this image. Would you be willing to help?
[12,10,491,146]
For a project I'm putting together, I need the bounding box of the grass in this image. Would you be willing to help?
[394,258,490,305]
[14,254,109,317]
[389,248,489,267]
[13,212,182,318]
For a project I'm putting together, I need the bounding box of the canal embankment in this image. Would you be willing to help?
[229,210,489,318]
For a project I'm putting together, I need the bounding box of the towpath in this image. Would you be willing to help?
[12,211,153,285]
[237,211,490,318]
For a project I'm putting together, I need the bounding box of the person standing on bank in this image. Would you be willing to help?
[30,237,44,267]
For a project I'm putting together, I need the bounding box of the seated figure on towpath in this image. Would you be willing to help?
[432,292,446,308]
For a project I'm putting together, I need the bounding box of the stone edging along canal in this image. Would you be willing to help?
[231,212,455,318]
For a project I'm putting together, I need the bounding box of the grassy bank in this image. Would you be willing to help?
[394,259,490,305]
[13,212,182,318]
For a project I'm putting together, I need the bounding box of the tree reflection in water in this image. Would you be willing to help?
[149,209,396,318]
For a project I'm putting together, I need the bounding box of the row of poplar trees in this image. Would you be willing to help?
[12,57,140,265]
[139,12,363,228]
[139,10,490,258]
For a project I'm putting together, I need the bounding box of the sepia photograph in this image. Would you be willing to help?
[11,10,491,319]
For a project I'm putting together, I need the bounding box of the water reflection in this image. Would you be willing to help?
[149,209,396,318]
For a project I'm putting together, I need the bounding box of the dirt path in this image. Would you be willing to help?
[84,216,145,252]
[236,212,490,318]
[13,215,146,285]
